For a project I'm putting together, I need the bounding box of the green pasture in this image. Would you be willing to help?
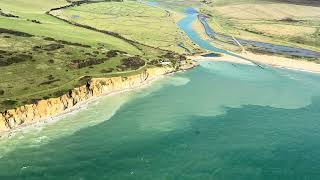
[57,1,196,53]
[0,0,184,111]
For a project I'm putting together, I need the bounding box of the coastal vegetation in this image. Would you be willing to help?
[0,0,194,112]
[53,1,197,53]
[200,0,320,58]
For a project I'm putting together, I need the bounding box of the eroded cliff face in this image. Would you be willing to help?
[0,67,175,133]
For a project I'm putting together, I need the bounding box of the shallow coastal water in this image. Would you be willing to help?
[1,62,320,179]
[2,2,320,179]
[177,8,227,54]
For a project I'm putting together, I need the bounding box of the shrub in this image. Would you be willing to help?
[78,76,92,85]
[0,50,8,54]
[121,56,145,70]
[0,10,19,18]
[0,54,32,66]
[279,17,299,23]
[0,28,33,37]
[106,50,118,58]
[47,75,55,80]
[31,19,41,24]
[160,52,176,59]
[68,58,105,69]
[22,99,40,105]
[2,99,17,106]
[148,59,160,65]
[43,37,56,41]
[52,90,68,97]
[0,89,4,95]
[39,79,60,85]
[42,44,64,51]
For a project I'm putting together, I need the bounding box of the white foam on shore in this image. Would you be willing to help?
[0,72,190,157]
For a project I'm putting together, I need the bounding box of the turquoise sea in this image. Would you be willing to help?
[1,61,320,179]
[1,4,320,180]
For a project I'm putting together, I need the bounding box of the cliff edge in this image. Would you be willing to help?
[0,66,180,134]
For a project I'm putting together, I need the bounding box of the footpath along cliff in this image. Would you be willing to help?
[0,65,195,134]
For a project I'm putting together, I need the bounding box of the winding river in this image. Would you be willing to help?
[1,2,320,180]
[178,7,320,59]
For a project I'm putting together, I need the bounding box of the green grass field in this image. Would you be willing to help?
[0,0,141,53]
[54,1,197,53]
[0,0,193,112]
[200,0,320,52]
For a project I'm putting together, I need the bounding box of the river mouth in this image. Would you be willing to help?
[2,2,320,179]
[197,14,320,59]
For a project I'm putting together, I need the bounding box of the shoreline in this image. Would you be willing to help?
[190,52,320,74]
[0,71,171,138]
[189,11,320,71]
[0,64,197,138]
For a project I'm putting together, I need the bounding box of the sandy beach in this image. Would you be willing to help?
[0,72,174,138]
[190,52,320,73]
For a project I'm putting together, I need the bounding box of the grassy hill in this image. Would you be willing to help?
[53,1,196,53]
[0,0,194,112]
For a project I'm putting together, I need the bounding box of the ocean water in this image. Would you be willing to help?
[1,62,320,179]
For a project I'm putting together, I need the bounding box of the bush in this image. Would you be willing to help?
[147,59,160,65]
[52,90,68,97]
[160,52,176,59]
[2,99,17,106]
[47,75,55,80]
[0,54,32,66]
[42,37,91,48]
[0,9,19,18]
[0,89,4,95]
[42,44,64,51]
[31,19,41,24]
[0,28,33,37]
[78,76,92,85]
[121,56,145,70]
[0,50,7,54]
[39,79,60,85]
[106,50,118,58]
[279,17,299,23]
[43,37,55,41]
[68,58,105,69]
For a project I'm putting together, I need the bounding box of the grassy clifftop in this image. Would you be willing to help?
[0,0,194,112]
